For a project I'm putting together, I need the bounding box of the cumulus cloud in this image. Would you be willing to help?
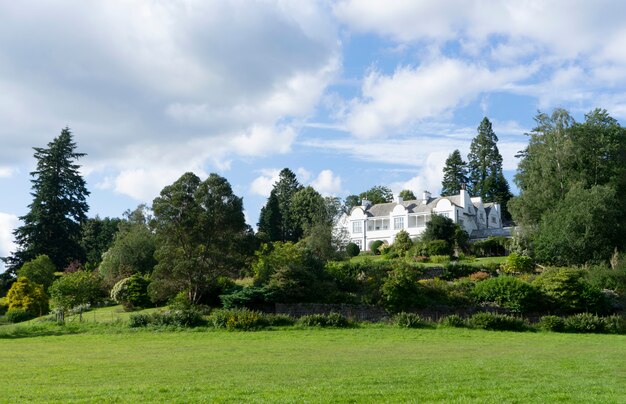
[345,59,532,138]
[310,170,342,196]
[0,167,16,178]
[249,169,281,197]
[0,1,340,200]
[389,151,450,196]
[0,213,19,268]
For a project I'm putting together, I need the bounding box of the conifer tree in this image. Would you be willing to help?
[467,118,512,220]
[441,149,468,196]
[8,128,89,271]
[258,168,303,242]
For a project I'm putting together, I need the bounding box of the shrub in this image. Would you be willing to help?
[467,312,527,331]
[439,314,465,328]
[603,315,626,334]
[128,313,152,328]
[392,230,413,256]
[7,277,49,318]
[470,237,508,257]
[537,315,565,332]
[473,276,540,313]
[380,267,426,313]
[563,313,606,333]
[441,263,475,280]
[585,265,626,295]
[297,312,350,328]
[111,274,151,311]
[533,267,610,314]
[209,308,268,331]
[264,313,295,327]
[501,253,535,274]
[426,240,451,256]
[392,312,427,328]
[369,240,384,255]
[0,297,8,316]
[469,271,490,282]
[429,255,451,264]
[220,286,274,309]
[5,308,33,323]
[346,242,360,257]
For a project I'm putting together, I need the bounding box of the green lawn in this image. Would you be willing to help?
[1,325,624,402]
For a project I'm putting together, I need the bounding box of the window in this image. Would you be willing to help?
[491,216,497,224]
[394,217,404,230]
[353,239,362,249]
[352,221,362,234]
[367,218,390,231]
[408,215,427,228]
[480,213,484,221]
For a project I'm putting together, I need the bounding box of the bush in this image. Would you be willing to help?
[369,240,384,255]
[603,315,626,334]
[501,253,535,274]
[441,263,475,280]
[426,240,451,256]
[0,297,8,316]
[128,313,152,328]
[533,267,610,314]
[346,242,360,257]
[473,276,540,313]
[467,312,527,331]
[7,277,49,317]
[439,314,465,328]
[5,308,33,323]
[297,312,350,328]
[392,312,427,328]
[219,286,274,309]
[264,313,295,327]
[470,237,508,257]
[111,274,151,311]
[585,265,626,295]
[537,315,565,332]
[380,267,426,313]
[209,308,268,331]
[392,230,413,256]
[563,313,607,333]
[429,255,451,264]
[130,307,206,328]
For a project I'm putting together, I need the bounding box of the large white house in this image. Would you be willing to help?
[336,188,503,251]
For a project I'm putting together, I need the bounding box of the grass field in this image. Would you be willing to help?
[1,325,624,402]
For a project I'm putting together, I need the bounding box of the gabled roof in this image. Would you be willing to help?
[361,196,462,217]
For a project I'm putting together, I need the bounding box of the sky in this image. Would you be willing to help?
[2,1,626,271]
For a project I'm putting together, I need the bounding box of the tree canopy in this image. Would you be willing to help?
[398,190,417,201]
[441,149,468,196]
[258,168,303,242]
[467,118,512,220]
[359,185,393,205]
[9,128,90,271]
[151,172,249,304]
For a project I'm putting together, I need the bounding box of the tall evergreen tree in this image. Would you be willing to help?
[259,168,303,242]
[8,128,90,272]
[257,191,282,241]
[467,118,512,220]
[441,149,468,196]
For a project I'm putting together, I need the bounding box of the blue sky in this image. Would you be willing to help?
[2,1,626,271]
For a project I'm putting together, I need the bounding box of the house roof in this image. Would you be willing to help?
[362,196,461,217]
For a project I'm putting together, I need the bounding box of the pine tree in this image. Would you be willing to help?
[467,118,512,220]
[259,168,303,242]
[257,190,282,241]
[8,128,90,271]
[441,149,468,196]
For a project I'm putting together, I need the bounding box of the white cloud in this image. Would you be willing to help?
[310,170,342,196]
[229,125,296,157]
[296,168,312,184]
[345,59,532,138]
[389,151,449,196]
[249,169,281,197]
[0,213,19,267]
[0,167,16,178]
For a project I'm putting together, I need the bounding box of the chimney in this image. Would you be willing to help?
[422,190,431,204]
[460,184,468,207]
[361,198,371,209]
[395,195,403,204]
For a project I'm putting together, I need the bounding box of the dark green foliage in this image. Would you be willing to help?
[563,313,607,334]
[441,150,468,196]
[257,191,282,242]
[129,307,205,328]
[585,265,626,295]
[603,315,626,334]
[426,240,451,256]
[9,128,90,271]
[441,263,475,280]
[219,286,274,310]
[258,168,304,242]
[291,186,327,234]
[344,195,360,212]
[392,312,427,328]
[17,255,56,291]
[359,185,393,205]
[533,185,622,265]
[370,240,384,255]
[110,274,151,311]
[501,253,534,274]
[297,312,350,328]
[380,267,425,313]
[439,314,465,328]
[0,298,7,315]
[537,315,565,332]
[5,308,33,323]
[98,206,156,288]
[398,190,416,200]
[473,276,540,313]
[510,108,626,264]
[467,118,512,220]
[532,267,609,314]
[346,242,360,257]
[151,173,249,304]
[80,216,121,267]
[421,215,456,244]
[392,230,413,256]
[467,312,527,331]
[470,237,508,257]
